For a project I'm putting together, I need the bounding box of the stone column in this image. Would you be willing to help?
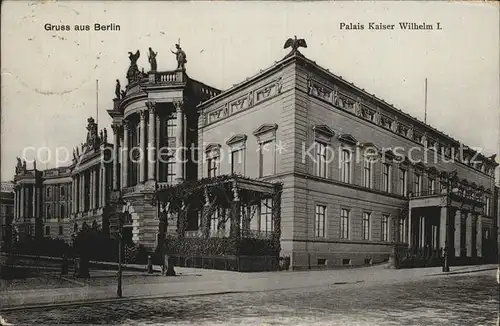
[174,100,184,184]
[89,169,93,210]
[112,124,120,190]
[100,164,105,207]
[466,211,473,257]
[13,189,17,219]
[407,208,413,248]
[122,121,129,189]
[80,174,84,212]
[71,177,75,213]
[419,216,425,248]
[454,209,461,257]
[146,102,156,180]
[155,114,160,180]
[230,182,241,239]
[476,215,482,257]
[32,185,37,218]
[20,186,24,218]
[93,168,98,209]
[139,110,146,183]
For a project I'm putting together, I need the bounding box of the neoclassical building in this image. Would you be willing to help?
[10,41,499,269]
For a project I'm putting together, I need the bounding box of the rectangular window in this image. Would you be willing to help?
[341,149,351,183]
[167,158,176,184]
[59,226,63,235]
[381,215,389,241]
[166,117,177,137]
[207,157,219,178]
[399,218,407,243]
[485,197,491,216]
[260,198,273,232]
[315,205,326,237]
[362,212,371,240]
[315,141,328,178]
[340,208,349,239]
[363,159,373,188]
[428,178,436,195]
[399,168,407,196]
[260,140,275,177]
[210,209,219,231]
[414,173,421,196]
[382,163,391,192]
[431,225,438,249]
[45,226,50,236]
[231,148,245,175]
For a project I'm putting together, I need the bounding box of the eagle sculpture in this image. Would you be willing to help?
[128,50,140,65]
[283,36,307,55]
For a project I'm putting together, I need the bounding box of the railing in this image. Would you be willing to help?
[157,182,170,190]
[410,189,444,197]
[122,186,136,195]
[200,85,221,99]
[154,70,182,84]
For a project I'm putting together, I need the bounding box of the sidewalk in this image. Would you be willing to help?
[1,263,496,311]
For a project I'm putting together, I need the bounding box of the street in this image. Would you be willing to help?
[1,269,497,325]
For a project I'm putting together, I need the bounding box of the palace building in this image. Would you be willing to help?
[10,41,499,269]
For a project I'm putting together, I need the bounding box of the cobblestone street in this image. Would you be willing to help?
[1,269,497,325]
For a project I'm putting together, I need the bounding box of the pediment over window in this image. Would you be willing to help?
[460,178,469,186]
[205,143,221,153]
[313,124,335,138]
[398,156,412,166]
[382,149,396,160]
[338,133,358,145]
[253,123,278,137]
[226,134,248,146]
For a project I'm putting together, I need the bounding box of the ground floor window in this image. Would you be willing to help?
[399,218,407,243]
[381,215,389,241]
[315,205,326,237]
[45,226,50,236]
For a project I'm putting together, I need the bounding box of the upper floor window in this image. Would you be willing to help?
[60,204,65,219]
[485,197,491,216]
[363,158,373,188]
[340,208,350,239]
[381,215,389,242]
[399,168,408,196]
[315,204,326,237]
[315,141,328,178]
[428,177,436,195]
[166,116,177,137]
[341,149,352,184]
[227,134,247,176]
[205,144,221,178]
[60,186,65,197]
[46,204,51,219]
[362,212,371,240]
[259,139,276,177]
[382,163,392,192]
[167,156,176,184]
[46,187,51,199]
[414,173,422,196]
[254,124,278,178]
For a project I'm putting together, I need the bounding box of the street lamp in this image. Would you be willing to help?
[443,170,459,273]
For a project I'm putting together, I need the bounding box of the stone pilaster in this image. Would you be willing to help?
[476,215,482,257]
[139,110,146,183]
[453,209,461,257]
[100,164,106,207]
[20,185,24,218]
[32,185,37,218]
[122,121,129,189]
[80,174,84,212]
[146,102,156,180]
[13,189,17,219]
[466,211,473,257]
[174,100,184,184]
[112,123,120,190]
[408,208,413,248]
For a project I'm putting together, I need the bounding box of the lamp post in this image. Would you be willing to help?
[443,170,458,273]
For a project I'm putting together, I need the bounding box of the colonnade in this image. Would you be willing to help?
[71,163,108,214]
[111,100,185,190]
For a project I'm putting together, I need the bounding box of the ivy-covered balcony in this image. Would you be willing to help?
[155,175,283,272]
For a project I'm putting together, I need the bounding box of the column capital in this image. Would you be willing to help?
[174,100,184,112]
[123,120,130,130]
[111,123,121,134]
[146,101,156,113]
[139,110,146,120]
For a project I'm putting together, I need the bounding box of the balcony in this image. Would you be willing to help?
[149,70,185,85]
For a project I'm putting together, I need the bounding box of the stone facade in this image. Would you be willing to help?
[10,46,499,269]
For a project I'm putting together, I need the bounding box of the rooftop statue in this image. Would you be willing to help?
[15,157,22,174]
[171,44,187,70]
[148,47,158,71]
[115,79,121,99]
[283,35,307,56]
[126,50,140,84]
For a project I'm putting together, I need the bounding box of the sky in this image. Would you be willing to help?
[1,1,499,182]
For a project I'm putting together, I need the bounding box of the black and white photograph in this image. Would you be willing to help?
[1,1,499,325]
